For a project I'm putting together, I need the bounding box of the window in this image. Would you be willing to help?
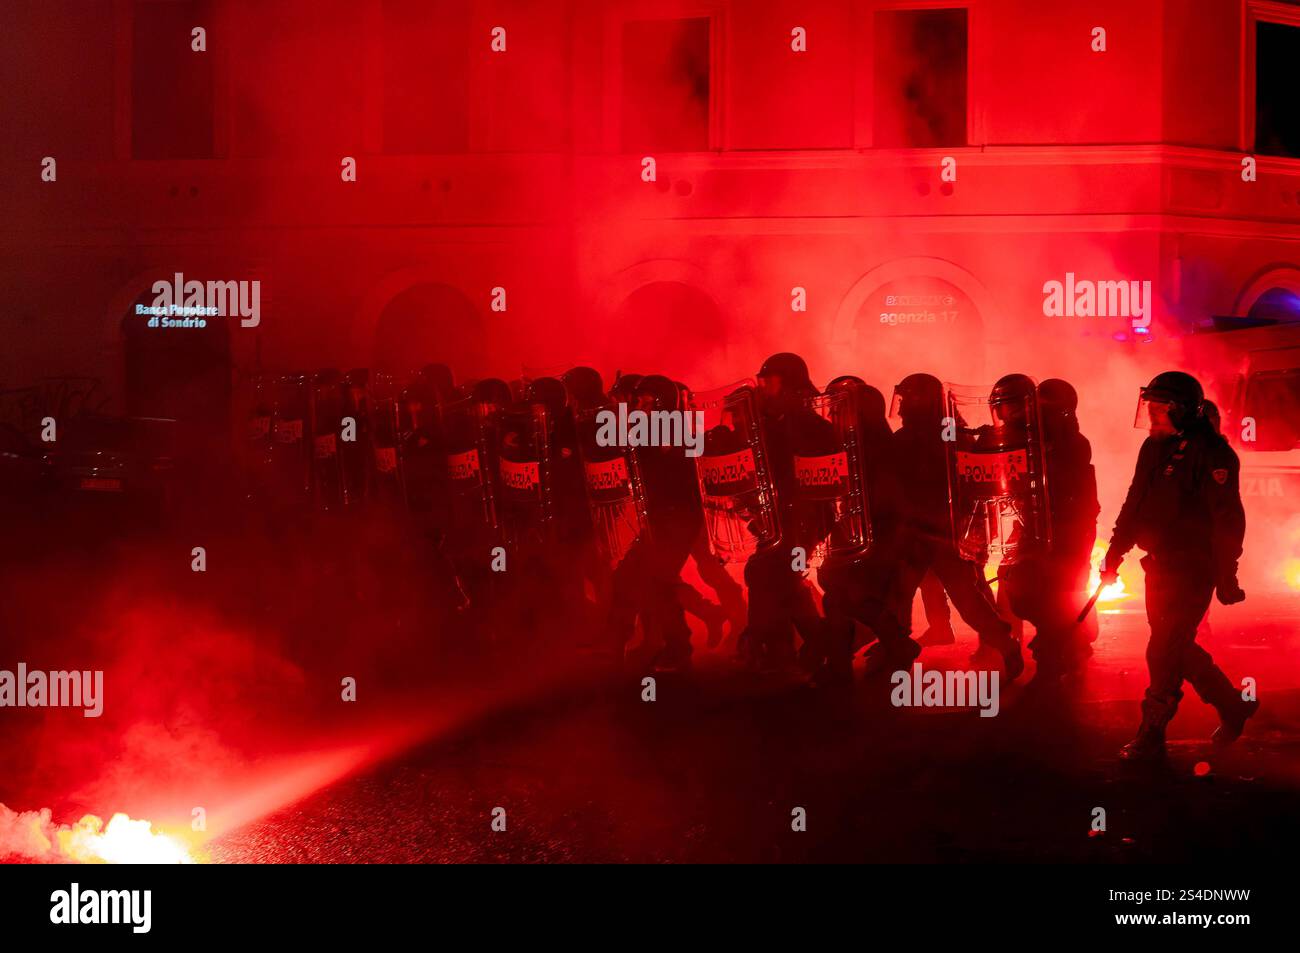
[0,1,115,160]
[381,0,469,154]
[873,8,967,148]
[1255,21,1300,157]
[132,0,215,159]
[620,18,711,152]
[230,0,363,158]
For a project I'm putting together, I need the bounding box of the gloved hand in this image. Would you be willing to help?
[1216,576,1246,605]
[1099,549,1121,587]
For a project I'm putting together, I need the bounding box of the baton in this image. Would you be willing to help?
[1075,582,1105,624]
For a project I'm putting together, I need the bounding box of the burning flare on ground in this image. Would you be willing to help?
[1283,557,1300,592]
[1281,518,1300,592]
[0,803,194,864]
[58,813,193,864]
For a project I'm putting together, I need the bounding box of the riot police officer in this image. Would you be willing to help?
[399,364,454,520]
[991,375,1099,680]
[527,377,599,642]
[814,376,912,685]
[608,372,643,407]
[1038,378,1100,670]
[436,377,513,648]
[1101,371,1256,760]
[605,374,705,671]
[524,376,590,541]
[739,353,830,671]
[876,373,1023,680]
[341,368,373,505]
[562,366,608,412]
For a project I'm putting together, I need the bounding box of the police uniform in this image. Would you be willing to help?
[741,355,831,670]
[881,373,1023,680]
[814,379,913,684]
[1104,371,1254,759]
[998,377,1099,678]
[605,375,704,670]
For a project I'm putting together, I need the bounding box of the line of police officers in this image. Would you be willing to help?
[242,356,1257,761]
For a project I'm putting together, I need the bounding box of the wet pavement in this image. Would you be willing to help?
[4,512,1299,864]
[209,596,1300,863]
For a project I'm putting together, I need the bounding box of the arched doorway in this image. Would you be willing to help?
[609,281,726,383]
[848,274,985,388]
[120,289,234,496]
[121,290,232,431]
[832,259,995,389]
[373,283,486,380]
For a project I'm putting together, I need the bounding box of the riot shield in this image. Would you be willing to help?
[367,372,407,507]
[310,371,349,511]
[575,405,648,568]
[338,371,371,505]
[397,376,443,517]
[689,382,780,563]
[270,373,312,502]
[791,390,871,566]
[494,402,555,555]
[945,383,1052,566]
[440,397,501,551]
[242,374,276,497]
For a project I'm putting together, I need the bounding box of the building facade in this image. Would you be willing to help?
[4,0,1300,427]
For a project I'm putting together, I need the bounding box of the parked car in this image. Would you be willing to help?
[45,415,177,529]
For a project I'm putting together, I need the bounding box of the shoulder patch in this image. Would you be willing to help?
[1212,468,1228,485]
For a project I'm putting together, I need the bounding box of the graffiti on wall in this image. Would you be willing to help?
[0,377,111,436]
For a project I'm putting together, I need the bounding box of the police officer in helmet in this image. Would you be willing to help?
[1101,371,1255,760]
[812,375,912,685]
[606,374,704,671]
[993,375,1100,680]
[741,352,829,671]
[878,372,1023,680]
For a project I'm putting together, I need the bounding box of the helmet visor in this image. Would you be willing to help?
[1135,389,1176,433]
[991,395,1028,427]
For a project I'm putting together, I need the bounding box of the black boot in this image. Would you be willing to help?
[1119,693,1178,761]
[1212,698,1259,747]
[1188,660,1260,747]
[977,631,1024,682]
[863,636,921,678]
